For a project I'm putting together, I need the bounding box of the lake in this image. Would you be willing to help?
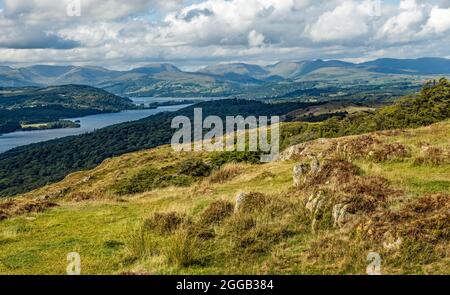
[0,104,189,153]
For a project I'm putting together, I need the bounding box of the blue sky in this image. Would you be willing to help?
[0,0,449,68]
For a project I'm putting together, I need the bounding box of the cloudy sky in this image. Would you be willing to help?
[0,0,449,69]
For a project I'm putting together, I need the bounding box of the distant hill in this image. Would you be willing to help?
[359,57,450,75]
[0,84,136,134]
[0,84,134,111]
[130,63,182,75]
[1,58,450,96]
[265,59,354,79]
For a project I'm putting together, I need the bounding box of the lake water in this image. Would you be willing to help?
[0,104,189,153]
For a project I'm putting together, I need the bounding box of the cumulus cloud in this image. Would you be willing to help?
[3,0,181,21]
[248,30,265,47]
[307,1,374,43]
[377,0,428,43]
[421,6,450,34]
[0,0,449,67]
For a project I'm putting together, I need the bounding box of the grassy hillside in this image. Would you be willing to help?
[0,100,319,197]
[0,119,448,274]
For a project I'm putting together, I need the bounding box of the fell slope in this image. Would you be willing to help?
[0,120,448,274]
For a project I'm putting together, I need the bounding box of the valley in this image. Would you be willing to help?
[0,78,448,274]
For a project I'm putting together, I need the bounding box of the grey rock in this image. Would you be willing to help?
[293,164,309,187]
[310,157,320,175]
[332,203,353,228]
[235,192,245,212]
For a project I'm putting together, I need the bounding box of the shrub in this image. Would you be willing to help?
[112,167,193,195]
[178,158,212,177]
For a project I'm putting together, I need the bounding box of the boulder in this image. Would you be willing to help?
[332,203,353,228]
[310,157,320,175]
[234,192,245,212]
[293,164,309,187]
[305,191,325,214]
[382,232,402,251]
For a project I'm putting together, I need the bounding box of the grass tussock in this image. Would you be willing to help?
[199,200,234,226]
[163,229,209,267]
[414,146,450,166]
[0,198,57,221]
[208,163,246,184]
[337,135,410,162]
[144,212,185,235]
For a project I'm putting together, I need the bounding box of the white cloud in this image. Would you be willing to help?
[421,6,450,34]
[0,0,449,67]
[377,0,428,43]
[307,1,374,43]
[248,30,265,47]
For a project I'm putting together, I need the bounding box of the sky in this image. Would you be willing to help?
[0,0,449,70]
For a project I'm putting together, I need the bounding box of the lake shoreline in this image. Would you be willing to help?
[0,104,191,153]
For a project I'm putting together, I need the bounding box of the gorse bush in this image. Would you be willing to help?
[178,158,212,177]
[111,167,193,195]
[209,151,261,169]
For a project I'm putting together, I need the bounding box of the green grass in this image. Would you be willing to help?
[0,121,449,274]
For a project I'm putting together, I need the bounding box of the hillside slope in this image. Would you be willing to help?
[0,119,448,274]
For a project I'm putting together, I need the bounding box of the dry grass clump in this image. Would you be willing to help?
[305,159,360,187]
[163,229,209,267]
[0,198,57,220]
[414,146,450,166]
[304,192,449,273]
[394,194,449,243]
[294,158,401,233]
[238,192,270,214]
[337,135,382,160]
[340,176,398,213]
[199,200,234,225]
[307,233,369,274]
[236,225,295,256]
[208,163,246,184]
[368,143,411,162]
[144,212,185,234]
[337,135,410,162]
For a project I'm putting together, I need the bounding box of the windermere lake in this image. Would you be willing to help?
[0,99,192,153]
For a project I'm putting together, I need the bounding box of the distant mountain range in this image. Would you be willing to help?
[1,58,449,97]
